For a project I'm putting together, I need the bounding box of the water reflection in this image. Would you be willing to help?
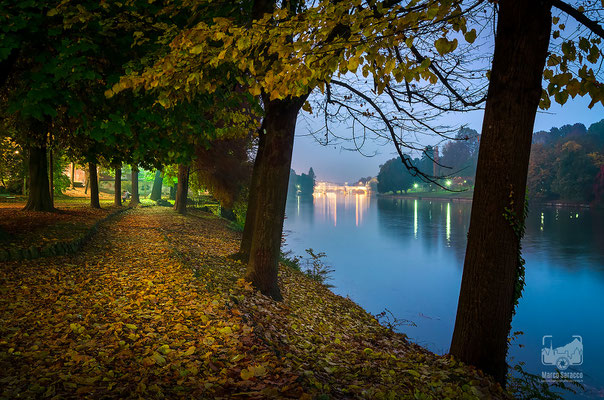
[310,192,371,228]
[285,194,604,397]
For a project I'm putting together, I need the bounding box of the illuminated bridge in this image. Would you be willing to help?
[313,181,370,195]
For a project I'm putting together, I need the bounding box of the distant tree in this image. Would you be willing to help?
[551,141,598,202]
[296,167,316,196]
[593,166,604,206]
[527,143,557,199]
[377,157,415,194]
[150,170,163,201]
[587,119,604,145]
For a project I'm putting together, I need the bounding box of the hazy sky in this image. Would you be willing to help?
[291,95,604,183]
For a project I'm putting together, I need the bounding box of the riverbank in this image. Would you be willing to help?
[380,191,599,209]
[0,206,509,399]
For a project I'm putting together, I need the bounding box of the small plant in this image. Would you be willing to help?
[507,362,583,400]
[374,308,416,331]
[279,249,301,271]
[300,248,334,287]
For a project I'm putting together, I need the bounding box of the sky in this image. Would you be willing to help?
[291,95,604,184]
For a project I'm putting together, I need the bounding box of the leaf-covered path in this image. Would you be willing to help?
[0,207,509,399]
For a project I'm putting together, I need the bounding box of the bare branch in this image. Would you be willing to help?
[551,0,604,39]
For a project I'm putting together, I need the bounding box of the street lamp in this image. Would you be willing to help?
[446,180,452,187]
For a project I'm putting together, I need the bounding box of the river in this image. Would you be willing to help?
[284,193,604,399]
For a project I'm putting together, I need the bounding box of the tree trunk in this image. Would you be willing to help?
[130,165,140,206]
[169,184,177,200]
[88,162,101,209]
[23,142,54,212]
[150,170,163,201]
[174,165,190,214]
[70,162,75,189]
[449,0,552,385]
[48,144,54,202]
[245,97,304,300]
[238,127,266,262]
[114,165,122,206]
[84,167,89,194]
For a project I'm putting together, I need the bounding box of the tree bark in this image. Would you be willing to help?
[174,165,190,214]
[449,0,552,385]
[48,144,54,202]
[114,164,122,206]
[130,165,140,206]
[150,170,163,201]
[170,184,177,200]
[245,97,304,300]
[70,162,75,189]
[89,162,101,209]
[238,127,266,262]
[23,143,54,211]
[84,167,89,194]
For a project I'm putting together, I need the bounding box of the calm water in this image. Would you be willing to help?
[284,193,604,398]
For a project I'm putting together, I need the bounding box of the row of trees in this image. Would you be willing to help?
[288,168,316,197]
[528,119,604,202]
[2,0,603,390]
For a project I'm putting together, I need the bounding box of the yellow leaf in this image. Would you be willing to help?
[190,45,204,54]
[240,367,254,380]
[125,324,137,330]
[253,365,266,377]
[184,346,196,356]
[151,352,166,365]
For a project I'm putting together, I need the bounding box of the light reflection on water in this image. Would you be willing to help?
[284,193,604,399]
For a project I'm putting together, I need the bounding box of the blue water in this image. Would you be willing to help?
[284,194,604,398]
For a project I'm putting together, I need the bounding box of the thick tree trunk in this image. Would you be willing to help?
[89,162,101,209]
[238,128,266,262]
[245,97,304,300]
[449,0,552,385]
[48,145,54,202]
[114,165,122,207]
[130,165,140,206]
[174,165,190,214]
[170,184,177,200]
[150,170,163,201]
[70,163,75,189]
[23,141,54,212]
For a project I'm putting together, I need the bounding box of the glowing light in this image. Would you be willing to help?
[540,212,544,231]
[413,183,419,189]
[414,199,418,238]
[446,202,451,244]
[445,180,452,187]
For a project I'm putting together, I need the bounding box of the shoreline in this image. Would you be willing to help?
[378,193,595,208]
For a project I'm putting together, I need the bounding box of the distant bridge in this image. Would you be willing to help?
[314,181,370,195]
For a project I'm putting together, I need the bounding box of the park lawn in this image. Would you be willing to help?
[0,202,119,255]
[0,207,508,399]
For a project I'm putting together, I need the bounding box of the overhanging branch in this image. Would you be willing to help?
[551,0,604,39]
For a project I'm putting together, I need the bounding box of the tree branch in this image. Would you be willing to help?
[551,0,604,39]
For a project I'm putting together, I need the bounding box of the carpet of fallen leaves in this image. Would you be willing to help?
[0,206,118,251]
[0,207,510,399]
